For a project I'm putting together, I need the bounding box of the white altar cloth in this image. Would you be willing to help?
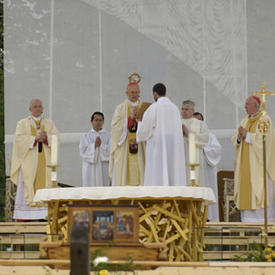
[33,186,216,204]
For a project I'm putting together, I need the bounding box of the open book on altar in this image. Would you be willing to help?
[137,102,151,120]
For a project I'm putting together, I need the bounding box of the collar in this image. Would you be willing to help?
[91,128,104,133]
[31,115,42,121]
[249,110,260,118]
[127,99,139,106]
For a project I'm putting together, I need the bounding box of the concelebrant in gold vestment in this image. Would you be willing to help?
[109,74,148,186]
[10,99,60,220]
[232,96,275,222]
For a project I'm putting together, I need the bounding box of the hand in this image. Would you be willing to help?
[95,136,101,148]
[130,107,138,120]
[238,126,247,139]
[40,131,47,142]
[182,124,189,137]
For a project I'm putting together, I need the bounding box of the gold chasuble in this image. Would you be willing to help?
[239,111,262,210]
[127,101,142,185]
[232,112,275,210]
[31,120,46,192]
[10,116,60,205]
[109,100,146,186]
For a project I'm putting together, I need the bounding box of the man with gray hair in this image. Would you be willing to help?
[10,99,60,221]
[232,96,275,222]
[181,100,209,187]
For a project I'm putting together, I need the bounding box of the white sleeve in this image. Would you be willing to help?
[79,134,99,164]
[195,122,209,148]
[99,134,110,162]
[118,118,128,146]
[245,132,251,143]
[29,137,37,149]
[136,106,156,142]
[203,133,222,167]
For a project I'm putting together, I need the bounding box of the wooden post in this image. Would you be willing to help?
[70,222,90,275]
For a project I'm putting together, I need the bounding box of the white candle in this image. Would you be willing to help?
[189,132,196,164]
[51,135,58,165]
[190,170,196,180]
[51,171,57,181]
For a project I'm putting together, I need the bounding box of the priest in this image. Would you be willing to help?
[193,112,221,221]
[10,99,60,220]
[80,112,110,186]
[136,83,186,186]
[181,100,209,187]
[109,74,146,186]
[232,96,275,222]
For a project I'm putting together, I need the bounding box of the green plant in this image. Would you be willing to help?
[234,243,275,262]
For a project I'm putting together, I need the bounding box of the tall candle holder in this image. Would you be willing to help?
[47,164,59,188]
[188,163,200,186]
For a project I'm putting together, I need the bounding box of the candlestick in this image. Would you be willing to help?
[189,132,196,164]
[188,163,200,186]
[51,135,58,165]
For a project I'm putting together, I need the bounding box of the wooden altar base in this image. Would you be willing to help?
[45,198,208,262]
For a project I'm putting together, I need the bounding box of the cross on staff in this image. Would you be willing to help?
[253,82,275,114]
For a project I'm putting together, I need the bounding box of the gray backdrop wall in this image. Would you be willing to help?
[4,0,275,186]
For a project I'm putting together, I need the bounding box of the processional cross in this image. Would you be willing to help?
[253,82,275,114]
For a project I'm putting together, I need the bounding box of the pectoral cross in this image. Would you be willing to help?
[253,82,275,114]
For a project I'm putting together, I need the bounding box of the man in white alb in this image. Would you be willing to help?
[80,112,110,186]
[193,112,221,222]
[181,100,209,187]
[137,83,186,186]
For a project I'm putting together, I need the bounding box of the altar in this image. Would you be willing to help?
[33,186,215,262]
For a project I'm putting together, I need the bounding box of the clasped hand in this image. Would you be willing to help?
[95,136,101,148]
[130,107,138,120]
[238,126,247,139]
[36,131,47,142]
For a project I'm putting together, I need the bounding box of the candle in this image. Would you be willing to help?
[189,132,196,164]
[51,135,58,165]
[190,170,196,180]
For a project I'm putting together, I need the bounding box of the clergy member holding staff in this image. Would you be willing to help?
[79,112,110,186]
[10,99,60,221]
[181,100,209,186]
[136,83,187,186]
[109,73,148,186]
[194,112,221,222]
[232,96,275,222]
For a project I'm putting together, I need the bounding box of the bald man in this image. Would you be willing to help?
[10,99,60,220]
[232,96,275,222]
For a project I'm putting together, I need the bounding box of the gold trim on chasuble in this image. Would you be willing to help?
[127,102,142,186]
[239,111,263,210]
[31,119,46,192]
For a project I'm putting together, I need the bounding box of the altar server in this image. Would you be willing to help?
[137,83,187,186]
[181,101,209,187]
[80,112,110,186]
[194,112,221,222]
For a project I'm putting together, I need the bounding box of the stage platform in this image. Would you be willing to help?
[0,222,275,261]
[0,261,275,275]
